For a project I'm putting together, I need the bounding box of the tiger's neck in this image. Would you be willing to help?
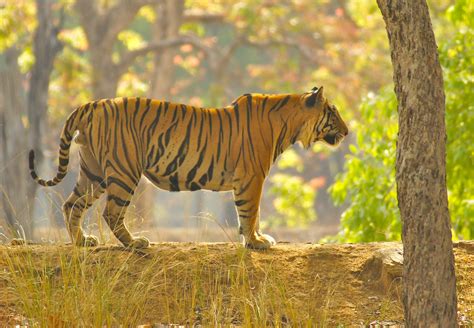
[271,114,307,162]
[249,94,307,163]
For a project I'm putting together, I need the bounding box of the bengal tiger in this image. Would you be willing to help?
[29,86,348,249]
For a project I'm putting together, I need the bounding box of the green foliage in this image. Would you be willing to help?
[441,0,474,239]
[0,1,36,51]
[277,149,304,173]
[330,89,400,242]
[331,1,474,242]
[267,173,316,228]
[118,30,145,51]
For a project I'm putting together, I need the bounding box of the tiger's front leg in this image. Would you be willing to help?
[233,176,276,249]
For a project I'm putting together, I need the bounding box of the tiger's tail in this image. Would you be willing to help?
[29,105,88,187]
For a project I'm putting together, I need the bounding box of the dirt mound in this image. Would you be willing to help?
[0,241,472,326]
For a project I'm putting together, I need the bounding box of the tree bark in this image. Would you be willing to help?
[27,0,63,203]
[377,1,457,326]
[0,0,62,239]
[150,0,185,99]
[0,49,30,238]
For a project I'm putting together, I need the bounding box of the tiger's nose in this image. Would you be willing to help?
[343,130,348,136]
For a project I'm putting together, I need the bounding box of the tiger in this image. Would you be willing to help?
[29,86,348,249]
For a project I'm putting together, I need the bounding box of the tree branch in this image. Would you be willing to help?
[239,36,319,65]
[116,34,215,74]
[182,11,224,23]
[75,0,155,49]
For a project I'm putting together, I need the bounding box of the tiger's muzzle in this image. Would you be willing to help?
[323,131,347,146]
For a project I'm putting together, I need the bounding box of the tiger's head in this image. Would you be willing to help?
[298,86,348,148]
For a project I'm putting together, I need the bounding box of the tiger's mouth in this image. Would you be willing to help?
[323,133,345,146]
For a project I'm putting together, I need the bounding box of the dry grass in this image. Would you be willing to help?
[0,242,472,327]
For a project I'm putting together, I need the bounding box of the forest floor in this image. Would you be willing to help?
[0,241,472,327]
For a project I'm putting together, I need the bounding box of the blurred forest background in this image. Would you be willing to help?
[0,0,472,244]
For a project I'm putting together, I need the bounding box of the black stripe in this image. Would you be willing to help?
[185,138,208,188]
[73,186,81,197]
[234,102,240,131]
[29,150,35,170]
[171,105,178,122]
[148,102,163,140]
[164,120,179,146]
[246,95,256,161]
[60,140,69,150]
[146,145,156,167]
[107,195,130,207]
[164,117,193,176]
[234,177,254,196]
[190,182,201,191]
[181,104,187,118]
[235,200,248,207]
[216,111,223,160]
[206,157,214,181]
[273,121,288,162]
[261,96,268,120]
[196,113,205,150]
[269,95,291,113]
[123,97,128,111]
[169,173,180,191]
[81,165,106,189]
[139,98,152,130]
[198,173,207,186]
[208,110,212,135]
[107,177,135,195]
[223,108,233,157]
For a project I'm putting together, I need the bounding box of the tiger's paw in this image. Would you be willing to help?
[77,235,99,247]
[127,236,150,249]
[245,233,276,250]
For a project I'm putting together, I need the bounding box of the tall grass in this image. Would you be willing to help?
[1,243,337,327]
[0,207,341,326]
[3,246,161,327]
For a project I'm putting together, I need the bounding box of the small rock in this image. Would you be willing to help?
[360,246,403,294]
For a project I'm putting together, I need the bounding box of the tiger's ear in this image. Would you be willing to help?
[305,86,324,107]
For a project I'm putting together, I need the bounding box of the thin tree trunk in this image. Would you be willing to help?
[0,0,62,239]
[27,0,63,203]
[0,49,30,238]
[150,0,184,99]
[376,1,457,326]
[90,54,122,99]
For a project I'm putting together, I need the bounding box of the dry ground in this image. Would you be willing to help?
[0,241,472,327]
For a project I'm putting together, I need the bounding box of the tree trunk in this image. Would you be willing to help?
[150,0,185,100]
[90,52,122,99]
[0,49,30,238]
[27,0,63,203]
[377,1,457,326]
[0,0,62,239]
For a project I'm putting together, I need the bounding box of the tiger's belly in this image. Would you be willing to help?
[144,170,234,192]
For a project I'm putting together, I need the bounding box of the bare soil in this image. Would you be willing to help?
[0,241,472,326]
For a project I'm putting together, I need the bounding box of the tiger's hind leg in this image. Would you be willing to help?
[103,175,150,249]
[63,148,105,246]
